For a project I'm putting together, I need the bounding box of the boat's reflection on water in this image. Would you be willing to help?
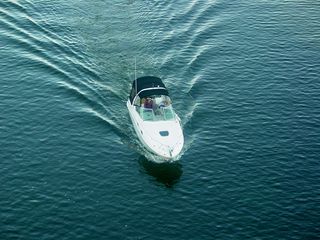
[138,156,183,187]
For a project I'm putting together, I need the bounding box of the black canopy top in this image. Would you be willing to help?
[129,76,169,103]
[135,76,166,92]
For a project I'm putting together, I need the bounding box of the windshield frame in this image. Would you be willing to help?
[134,95,176,121]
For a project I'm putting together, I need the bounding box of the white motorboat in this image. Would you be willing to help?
[127,76,184,160]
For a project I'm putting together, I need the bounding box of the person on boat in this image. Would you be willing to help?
[158,101,166,108]
[140,97,145,107]
[159,97,171,108]
[144,97,153,108]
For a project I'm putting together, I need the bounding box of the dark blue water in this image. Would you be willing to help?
[1,1,320,239]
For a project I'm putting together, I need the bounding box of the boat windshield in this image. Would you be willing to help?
[135,95,176,121]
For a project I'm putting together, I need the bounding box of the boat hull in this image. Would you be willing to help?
[127,100,184,160]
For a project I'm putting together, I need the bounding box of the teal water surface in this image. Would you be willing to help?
[1,0,320,239]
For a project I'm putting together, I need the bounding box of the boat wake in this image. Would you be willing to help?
[1,0,202,162]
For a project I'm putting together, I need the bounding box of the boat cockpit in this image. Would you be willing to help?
[133,95,175,121]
